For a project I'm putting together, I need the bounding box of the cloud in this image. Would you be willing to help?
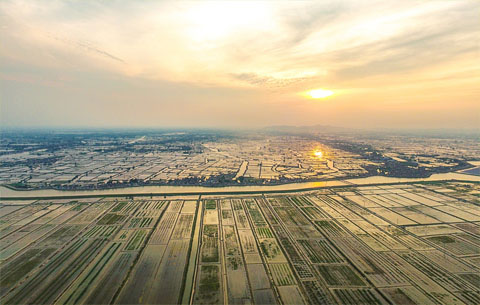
[330,2,479,80]
[229,72,316,89]
[0,0,479,128]
[1,0,477,86]
[49,35,126,63]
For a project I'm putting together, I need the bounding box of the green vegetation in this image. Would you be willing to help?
[3,239,96,304]
[428,235,455,244]
[196,265,221,304]
[201,225,219,262]
[221,210,232,220]
[28,239,107,305]
[270,264,296,286]
[6,182,31,190]
[85,226,117,238]
[298,239,343,263]
[61,243,121,304]
[0,248,55,291]
[97,213,126,225]
[303,281,330,304]
[223,226,239,256]
[71,203,87,211]
[387,288,417,305]
[459,273,480,287]
[290,196,313,207]
[316,265,365,286]
[274,207,309,226]
[227,256,242,270]
[333,289,384,305]
[125,230,147,251]
[41,225,84,247]
[111,201,128,213]
[232,200,243,210]
[260,239,282,260]
[256,227,273,238]
[118,231,129,240]
[314,220,345,236]
[128,217,153,228]
[248,209,266,226]
[205,200,217,210]
[199,265,220,291]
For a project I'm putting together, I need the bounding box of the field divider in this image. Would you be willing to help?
[180,195,202,305]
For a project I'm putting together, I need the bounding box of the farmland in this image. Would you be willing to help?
[2,130,477,191]
[0,181,479,304]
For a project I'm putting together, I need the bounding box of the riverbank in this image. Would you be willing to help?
[1,172,479,200]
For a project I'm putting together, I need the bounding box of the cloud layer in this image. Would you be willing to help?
[1,0,479,128]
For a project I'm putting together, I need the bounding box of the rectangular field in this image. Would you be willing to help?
[1,181,478,305]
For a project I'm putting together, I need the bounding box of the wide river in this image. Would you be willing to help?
[1,172,478,199]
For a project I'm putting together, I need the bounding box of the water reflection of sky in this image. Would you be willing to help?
[1,172,479,199]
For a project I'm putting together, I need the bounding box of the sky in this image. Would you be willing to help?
[1,0,479,129]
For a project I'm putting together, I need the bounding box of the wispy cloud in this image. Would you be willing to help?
[49,35,126,64]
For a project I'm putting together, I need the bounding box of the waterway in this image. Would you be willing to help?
[1,172,478,199]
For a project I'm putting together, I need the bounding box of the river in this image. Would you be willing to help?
[1,172,478,199]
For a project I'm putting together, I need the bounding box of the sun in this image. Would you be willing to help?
[314,151,323,158]
[307,89,334,99]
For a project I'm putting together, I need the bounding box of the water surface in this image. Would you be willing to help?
[1,172,478,199]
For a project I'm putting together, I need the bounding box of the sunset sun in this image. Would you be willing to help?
[307,89,334,99]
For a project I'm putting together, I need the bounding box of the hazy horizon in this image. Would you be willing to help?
[1,0,479,129]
